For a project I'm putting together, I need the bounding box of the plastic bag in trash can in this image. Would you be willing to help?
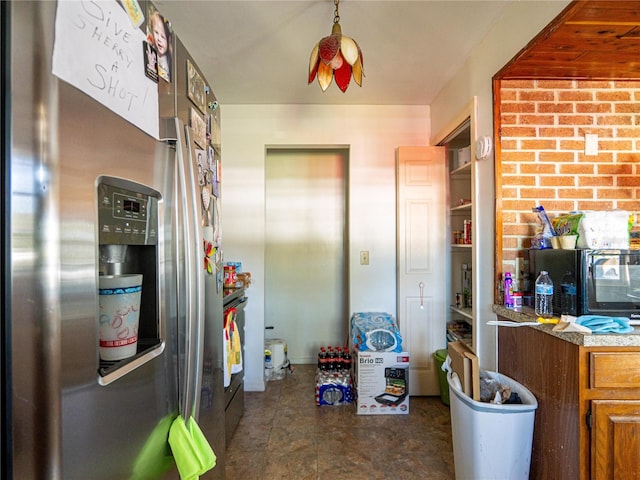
[447,371,538,480]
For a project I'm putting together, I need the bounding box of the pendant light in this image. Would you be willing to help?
[308,0,364,92]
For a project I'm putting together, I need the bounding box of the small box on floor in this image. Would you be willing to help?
[354,351,410,415]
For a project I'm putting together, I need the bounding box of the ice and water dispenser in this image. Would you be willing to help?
[97,177,163,380]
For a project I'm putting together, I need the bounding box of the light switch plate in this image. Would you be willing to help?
[585,133,598,156]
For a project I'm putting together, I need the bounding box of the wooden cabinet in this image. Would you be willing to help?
[497,322,640,480]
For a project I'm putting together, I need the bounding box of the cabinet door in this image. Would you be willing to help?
[592,400,640,480]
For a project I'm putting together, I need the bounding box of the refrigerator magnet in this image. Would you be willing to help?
[190,109,206,148]
[143,41,159,83]
[187,59,206,113]
[147,7,172,83]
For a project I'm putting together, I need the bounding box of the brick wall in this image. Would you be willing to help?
[499,79,640,285]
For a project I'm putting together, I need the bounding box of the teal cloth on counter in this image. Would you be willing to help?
[575,315,634,334]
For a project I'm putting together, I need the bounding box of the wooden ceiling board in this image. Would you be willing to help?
[495,0,640,81]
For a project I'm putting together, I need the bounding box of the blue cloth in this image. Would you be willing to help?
[575,315,634,334]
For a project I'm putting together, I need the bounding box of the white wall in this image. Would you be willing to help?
[221,105,430,391]
[430,0,570,370]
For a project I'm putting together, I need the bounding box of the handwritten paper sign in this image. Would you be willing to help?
[52,0,159,139]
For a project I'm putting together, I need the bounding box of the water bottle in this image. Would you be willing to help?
[503,272,514,308]
[560,271,577,315]
[535,271,554,318]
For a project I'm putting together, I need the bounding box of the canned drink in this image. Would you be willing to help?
[455,293,462,308]
[463,220,472,244]
[223,265,237,288]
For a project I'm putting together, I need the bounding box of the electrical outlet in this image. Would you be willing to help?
[360,251,369,265]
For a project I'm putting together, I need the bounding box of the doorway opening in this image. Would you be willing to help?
[264,146,349,364]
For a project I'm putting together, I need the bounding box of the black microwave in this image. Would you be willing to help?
[528,249,640,325]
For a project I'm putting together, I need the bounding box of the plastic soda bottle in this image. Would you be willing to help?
[535,270,554,318]
[503,272,514,308]
[560,271,577,315]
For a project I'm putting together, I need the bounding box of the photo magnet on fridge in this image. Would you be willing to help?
[143,41,159,83]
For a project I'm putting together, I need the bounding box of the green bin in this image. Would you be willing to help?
[433,349,450,406]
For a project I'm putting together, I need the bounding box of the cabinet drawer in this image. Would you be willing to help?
[590,352,640,389]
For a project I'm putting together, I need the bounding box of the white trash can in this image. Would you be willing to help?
[447,371,538,480]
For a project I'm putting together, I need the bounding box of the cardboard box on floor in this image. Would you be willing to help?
[354,351,410,415]
[448,341,480,401]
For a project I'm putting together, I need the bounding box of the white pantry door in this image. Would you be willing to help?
[396,146,447,395]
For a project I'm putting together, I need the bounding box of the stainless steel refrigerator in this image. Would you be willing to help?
[1,1,225,478]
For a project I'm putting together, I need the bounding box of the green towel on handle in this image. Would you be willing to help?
[168,416,217,480]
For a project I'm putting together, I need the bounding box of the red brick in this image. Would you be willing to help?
[502,199,544,210]
[539,127,575,137]
[503,175,535,186]
[519,115,555,125]
[576,80,613,89]
[502,249,519,261]
[500,126,537,137]
[577,127,612,137]
[559,115,594,125]
[597,115,633,126]
[500,139,518,150]
[535,200,577,212]
[559,164,595,175]
[558,91,594,101]
[520,163,557,174]
[580,176,613,186]
[500,164,518,175]
[578,200,614,210]
[600,140,633,151]
[500,212,518,224]
[618,200,640,211]
[537,80,575,89]
[614,80,640,89]
[502,80,536,88]
[538,152,575,162]
[617,153,640,163]
[501,102,535,113]
[520,91,555,101]
[540,176,575,186]
[578,152,613,162]
[520,187,558,199]
[559,140,586,151]
[501,186,518,197]
[538,102,574,113]
[521,139,558,150]
[501,90,517,101]
[576,103,612,113]
[598,164,632,175]
[562,188,595,199]
[599,188,633,199]
[596,91,631,101]
[502,151,537,161]
[618,176,640,187]
[501,114,518,125]
[617,128,640,138]
[615,103,640,113]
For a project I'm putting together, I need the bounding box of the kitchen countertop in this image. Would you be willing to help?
[492,304,640,347]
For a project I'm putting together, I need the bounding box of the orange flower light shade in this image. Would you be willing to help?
[308,1,364,92]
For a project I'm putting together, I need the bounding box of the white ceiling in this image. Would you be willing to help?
[154,0,515,105]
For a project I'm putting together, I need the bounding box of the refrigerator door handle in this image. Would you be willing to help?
[174,118,205,422]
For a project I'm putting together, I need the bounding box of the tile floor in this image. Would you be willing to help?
[225,364,455,479]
